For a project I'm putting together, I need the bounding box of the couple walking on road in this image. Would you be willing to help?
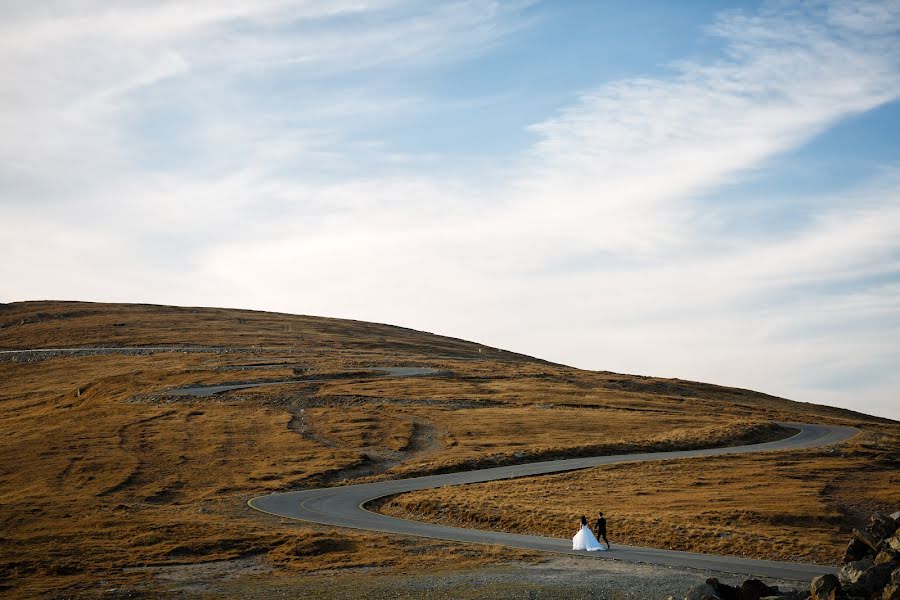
[572,512,610,551]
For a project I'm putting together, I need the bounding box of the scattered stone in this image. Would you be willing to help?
[840,557,874,585]
[686,582,719,600]
[844,562,895,598]
[884,567,900,600]
[853,528,880,553]
[887,536,900,554]
[707,577,739,600]
[740,578,778,600]
[870,514,897,540]
[677,510,900,600]
[843,538,871,563]
[810,574,841,600]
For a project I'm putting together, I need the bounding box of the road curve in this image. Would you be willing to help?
[166,367,439,397]
[249,422,857,581]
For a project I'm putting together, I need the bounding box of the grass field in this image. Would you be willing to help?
[0,301,896,597]
[381,432,900,565]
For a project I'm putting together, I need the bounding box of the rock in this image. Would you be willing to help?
[677,513,900,600]
[843,538,872,563]
[870,514,898,540]
[810,574,841,600]
[708,578,739,600]
[886,567,900,600]
[840,557,874,585]
[853,528,881,553]
[887,536,900,554]
[844,563,895,598]
[686,583,720,600]
[741,579,779,600]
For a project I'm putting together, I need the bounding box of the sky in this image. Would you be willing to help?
[1,0,899,420]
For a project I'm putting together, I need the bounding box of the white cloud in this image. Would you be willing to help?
[1,1,899,419]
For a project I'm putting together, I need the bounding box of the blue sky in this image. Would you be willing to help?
[1,0,899,420]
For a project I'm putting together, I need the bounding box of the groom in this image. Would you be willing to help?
[595,511,610,548]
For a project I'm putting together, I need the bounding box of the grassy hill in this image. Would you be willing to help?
[0,301,896,598]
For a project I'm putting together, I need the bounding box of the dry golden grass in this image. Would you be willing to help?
[382,427,900,565]
[0,300,895,597]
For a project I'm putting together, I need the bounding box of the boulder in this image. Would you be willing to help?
[840,558,874,585]
[686,583,720,600]
[870,514,897,540]
[676,513,900,600]
[884,583,900,600]
[741,579,779,600]
[886,568,900,600]
[843,563,895,598]
[810,574,841,600]
[853,528,880,553]
[843,538,872,563]
[708,578,740,600]
[887,536,900,554]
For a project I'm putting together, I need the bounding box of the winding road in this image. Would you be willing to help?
[2,346,862,580]
[250,422,858,581]
[166,367,439,397]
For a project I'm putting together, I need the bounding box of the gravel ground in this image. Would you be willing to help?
[127,555,808,600]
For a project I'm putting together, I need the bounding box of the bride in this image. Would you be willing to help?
[572,515,606,551]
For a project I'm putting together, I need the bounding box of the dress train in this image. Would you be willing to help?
[572,524,606,551]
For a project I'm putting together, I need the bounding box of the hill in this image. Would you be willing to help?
[0,300,896,598]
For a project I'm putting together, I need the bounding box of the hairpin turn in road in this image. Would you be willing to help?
[249,422,857,581]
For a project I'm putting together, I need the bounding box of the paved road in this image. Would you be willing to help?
[166,367,440,397]
[250,422,858,581]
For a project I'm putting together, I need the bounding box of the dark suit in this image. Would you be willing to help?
[595,517,609,546]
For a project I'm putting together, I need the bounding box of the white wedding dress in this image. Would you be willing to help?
[572,524,606,551]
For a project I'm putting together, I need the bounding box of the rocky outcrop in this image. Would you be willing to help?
[679,511,900,600]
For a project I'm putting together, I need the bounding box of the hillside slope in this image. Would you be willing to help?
[0,301,896,598]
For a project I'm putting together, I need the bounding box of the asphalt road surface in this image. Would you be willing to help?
[166,367,439,397]
[250,422,858,581]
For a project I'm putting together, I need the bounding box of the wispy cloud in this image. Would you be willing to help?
[1,0,899,418]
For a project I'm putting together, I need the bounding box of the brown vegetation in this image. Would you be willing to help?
[0,300,896,597]
[382,428,900,565]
